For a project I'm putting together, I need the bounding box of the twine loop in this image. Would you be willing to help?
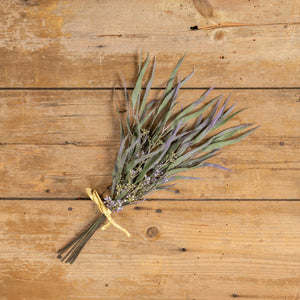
[86,188,131,237]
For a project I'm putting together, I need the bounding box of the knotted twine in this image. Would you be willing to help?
[86,188,131,237]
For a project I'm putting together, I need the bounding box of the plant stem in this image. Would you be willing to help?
[57,214,106,264]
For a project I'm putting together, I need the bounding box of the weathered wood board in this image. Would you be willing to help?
[0,0,299,87]
[0,200,299,300]
[0,0,299,299]
[0,89,299,199]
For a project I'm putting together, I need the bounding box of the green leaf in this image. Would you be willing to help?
[213,124,254,142]
[168,175,203,181]
[131,53,150,110]
[136,122,181,183]
[168,136,215,170]
[165,167,191,176]
[140,100,158,126]
[181,150,220,168]
[174,95,220,128]
[113,88,125,141]
[192,97,223,144]
[173,88,213,123]
[213,108,248,130]
[203,126,259,152]
[111,135,128,195]
[124,146,163,176]
[164,54,186,96]
[139,57,156,118]
[120,74,134,137]
[155,68,194,120]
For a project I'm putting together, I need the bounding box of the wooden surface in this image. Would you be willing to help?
[0,89,299,199]
[0,0,299,299]
[0,0,299,88]
[1,200,300,300]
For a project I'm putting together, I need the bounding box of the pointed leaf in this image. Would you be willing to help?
[131,54,150,110]
[203,126,259,152]
[139,57,156,118]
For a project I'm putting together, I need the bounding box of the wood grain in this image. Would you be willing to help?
[0,200,299,300]
[0,89,299,199]
[0,0,299,87]
[0,0,299,298]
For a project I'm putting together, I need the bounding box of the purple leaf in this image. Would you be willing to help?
[202,163,232,171]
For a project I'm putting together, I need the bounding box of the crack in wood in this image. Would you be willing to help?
[192,21,300,31]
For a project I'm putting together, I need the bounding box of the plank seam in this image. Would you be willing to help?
[0,198,299,201]
[0,87,299,90]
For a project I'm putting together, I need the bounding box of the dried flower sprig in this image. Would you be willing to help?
[57,55,257,263]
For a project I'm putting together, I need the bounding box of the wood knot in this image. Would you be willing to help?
[214,31,225,41]
[194,0,213,18]
[146,226,159,239]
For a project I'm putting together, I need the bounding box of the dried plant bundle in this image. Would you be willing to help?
[57,55,257,263]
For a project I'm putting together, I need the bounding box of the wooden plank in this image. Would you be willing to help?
[0,200,299,299]
[0,89,299,199]
[0,0,299,87]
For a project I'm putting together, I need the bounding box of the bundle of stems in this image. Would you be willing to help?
[57,215,106,264]
[57,55,257,263]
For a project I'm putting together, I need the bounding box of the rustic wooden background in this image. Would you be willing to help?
[0,0,299,299]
